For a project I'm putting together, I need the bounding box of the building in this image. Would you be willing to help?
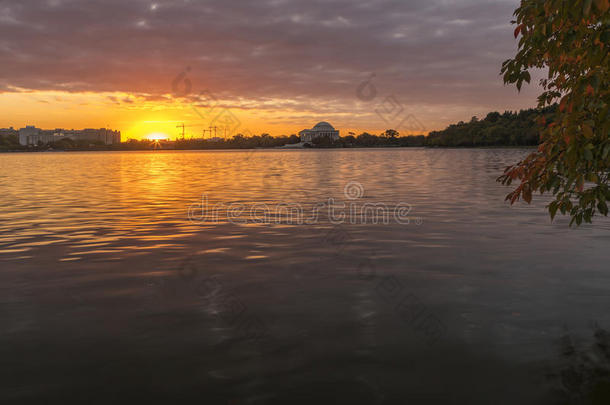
[18,126,121,146]
[0,127,18,138]
[18,126,42,145]
[299,122,340,143]
[19,127,71,146]
[70,128,121,144]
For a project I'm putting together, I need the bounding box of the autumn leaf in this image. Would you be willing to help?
[514,24,522,38]
[523,186,533,203]
[594,0,609,13]
[584,0,593,16]
[500,0,609,225]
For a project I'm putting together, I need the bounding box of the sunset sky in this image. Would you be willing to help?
[0,0,542,140]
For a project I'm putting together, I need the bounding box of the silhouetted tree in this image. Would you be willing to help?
[383,129,399,138]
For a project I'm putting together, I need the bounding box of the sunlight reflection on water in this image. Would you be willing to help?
[1,149,609,403]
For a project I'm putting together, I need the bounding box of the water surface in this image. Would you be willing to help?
[1,149,609,404]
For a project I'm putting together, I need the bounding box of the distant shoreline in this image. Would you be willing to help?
[1,106,551,152]
[0,145,538,153]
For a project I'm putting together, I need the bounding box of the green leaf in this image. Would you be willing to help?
[498,0,608,226]
[549,201,559,220]
[584,148,593,161]
[584,0,593,16]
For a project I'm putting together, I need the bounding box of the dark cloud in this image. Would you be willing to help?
[0,0,539,128]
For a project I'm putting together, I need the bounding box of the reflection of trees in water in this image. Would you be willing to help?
[549,325,610,404]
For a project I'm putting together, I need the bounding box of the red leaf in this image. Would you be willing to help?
[514,24,522,38]
[595,0,610,13]
[586,84,594,96]
[523,188,532,204]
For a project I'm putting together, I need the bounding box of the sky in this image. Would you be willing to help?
[0,0,542,140]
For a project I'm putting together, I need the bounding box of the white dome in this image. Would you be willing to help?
[313,121,335,130]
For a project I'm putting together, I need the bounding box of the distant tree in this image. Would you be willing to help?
[50,137,75,150]
[0,134,19,149]
[232,133,246,142]
[258,133,271,147]
[343,135,356,145]
[383,129,399,138]
[397,135,425,147]
[356,132,378,147]
[486,112,501,123]
[425,106,554,147]
[498,0,609,225]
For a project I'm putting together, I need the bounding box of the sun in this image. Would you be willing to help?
[146,132,169,141]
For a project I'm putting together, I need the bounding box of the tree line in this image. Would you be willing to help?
[0,105,556,151]
[426,105,557,147]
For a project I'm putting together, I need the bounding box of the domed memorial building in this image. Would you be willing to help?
[299,122,340,143]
